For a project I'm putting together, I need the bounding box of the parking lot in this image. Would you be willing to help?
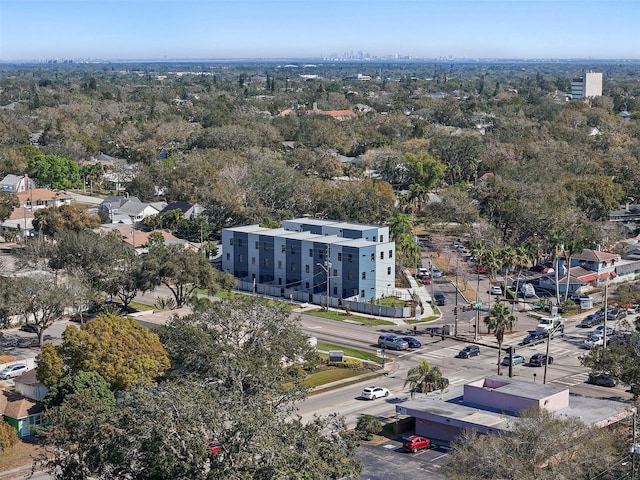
[358,437,449,480]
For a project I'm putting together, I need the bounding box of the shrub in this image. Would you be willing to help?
[0,421,18,452]
[355,414,382,440]
[327,358,363,369]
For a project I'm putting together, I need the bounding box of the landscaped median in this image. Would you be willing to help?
[304,309,396,326]
[302,341,387,395]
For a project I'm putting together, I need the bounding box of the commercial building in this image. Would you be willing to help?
[396,376,634,443]
[221,219,394,301]
[571,71,603,99]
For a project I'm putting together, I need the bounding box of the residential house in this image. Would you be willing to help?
[569,249,620,285]
[0,174,36,193]
[99,196,165,225]
[396,376,635,443]
[14,370,48,402]
[94,224,192,254]
[15,188,71,211]
[159,201,204,219]
[0,391,43,438]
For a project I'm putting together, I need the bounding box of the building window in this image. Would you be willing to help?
[361,290,365,298]
[238,254,244,263]
[309,248,313,257]
[251,257,256,265]
[362,272,366,280]
[226,253,230,261]
[291,263,296,271]
[238,239,243,247]
[333,286,337,295]
[229,238,234,245]
[338,253,342,261]
[305,265,310,273]
[319,251,323,259]
[306,282,310,289]
[255,241,259,249]
[371,253,375,261]
[291,247,296,255]
[277,260,282,269]
[387,267,391,275]
[348,272,353,280]
[380,251,384,260]
[333,269,337,277]
[281,245,286,253]
[373,236,377,242]
[263,258,269,267]
[348,254,353,263]
[380,235,384,242]
[389,250,393,258]
[33,414,42,426]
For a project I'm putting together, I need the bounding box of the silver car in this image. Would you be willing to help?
[0,364,27,380]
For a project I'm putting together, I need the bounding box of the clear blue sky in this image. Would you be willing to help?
[1,0,638,61]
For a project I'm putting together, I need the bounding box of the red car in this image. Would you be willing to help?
[208,439,221,454]
[422,277,432,285]
[402,435,431,453]
[472,264,486,274]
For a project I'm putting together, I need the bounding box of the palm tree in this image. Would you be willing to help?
[511,246,530,314]
[484,302,516,375]
[548,229,565,305]
[500,245,516,301]
[562,240,580,302]
[404,359,447,399]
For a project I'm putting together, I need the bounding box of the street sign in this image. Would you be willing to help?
[474,302,482,309]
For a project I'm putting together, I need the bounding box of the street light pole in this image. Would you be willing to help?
[317,246,332,311]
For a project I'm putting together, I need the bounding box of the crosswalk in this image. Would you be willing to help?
[551,372,590,387]
[419,346,462,361]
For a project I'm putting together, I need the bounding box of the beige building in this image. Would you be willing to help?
[571,71,603,99]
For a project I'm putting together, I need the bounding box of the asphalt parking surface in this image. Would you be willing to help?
[357,437,449,480]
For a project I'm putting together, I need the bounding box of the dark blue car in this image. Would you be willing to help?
[401,337,422,348]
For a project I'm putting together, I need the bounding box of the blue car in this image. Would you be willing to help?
[402,337,422,348]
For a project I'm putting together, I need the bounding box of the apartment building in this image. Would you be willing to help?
[571,71,603,99]
[221,219,395,301]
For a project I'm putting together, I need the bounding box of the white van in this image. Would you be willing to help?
[520,283,536,297]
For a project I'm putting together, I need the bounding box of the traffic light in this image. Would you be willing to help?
[454,307,458,316]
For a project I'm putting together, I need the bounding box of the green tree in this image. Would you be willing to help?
[36,343,65,387]
[355,414,383,441]
[43,371,115,409]
[27,154,82,190]
[16,275,71,346]
[32,205,101,237]
[484,302,516,375]
[0,192,18,223]
[403,359,447,399]
[0,421,18,453]
[443,408,624,480]
[142,244,235,307]
[56,314,170,391]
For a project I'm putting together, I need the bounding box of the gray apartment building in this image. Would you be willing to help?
[221,218,395,301]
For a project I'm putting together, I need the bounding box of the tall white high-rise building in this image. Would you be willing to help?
[571,71,603,99]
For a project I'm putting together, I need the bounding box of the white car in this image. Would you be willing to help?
[584,335,604,349]
[489,285,502,295]
[361,386,390,400]
[0,364,27,380]
[431,267,443,278]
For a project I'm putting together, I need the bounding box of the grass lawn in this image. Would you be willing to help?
[378,297,409,308]
[305,309,396,326]
[303,366,373,388]
[127,300,154,311]
[317,341,384,363]
[406,315,439,324]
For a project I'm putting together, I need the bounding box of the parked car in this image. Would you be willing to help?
[433,293,446,306]
[0,364,27,380]
[401,337,422,348]
[501,354,525,366]
[471,264,486,274]
[425,326,443,337]
[418,267,430,277]
[207,439,221,454]
[587,374,618,387]
[402,435,431,453]
[593,325,615,336]
[361,386,390,400]
[584,334,604,349]
[377,335,409,351]
[489,285,502,295]
[19,323,38,333]
[422,276,432,285]
[457,345,480,358]
[529,353,553,366]
[431,267,443,278]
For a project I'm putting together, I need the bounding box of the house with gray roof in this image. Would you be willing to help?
[0,174,36,193]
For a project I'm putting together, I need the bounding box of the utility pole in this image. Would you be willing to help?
[603,280,609,348]
[454,256,459,337]
[317,245,332,311]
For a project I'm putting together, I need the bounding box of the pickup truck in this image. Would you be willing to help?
[536,316,564,334]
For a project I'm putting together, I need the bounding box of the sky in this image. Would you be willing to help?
[0,0,638,61]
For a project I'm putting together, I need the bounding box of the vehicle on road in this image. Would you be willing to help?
[433,293,446,306]
[536,316,564,334]
[471,264,486,274]
[0,364,27,379]
[501,354,525,366]
[401,337,422,348]
[489,285,502,295]
[418,267,430,278]
[577,314,601,328]
[403,435,431,453]
[431,267,443,278]
[19,323,38,333]
[529,353,553,366]
[457,345,480,358]
[522,331,547,345]
[520,283,536,298]
[377,334,409,351]
[425,326,443,337]
[362,386,390,400]
[587,374,618,387]
[422,276,432,285]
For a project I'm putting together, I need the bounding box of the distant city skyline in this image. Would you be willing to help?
[1,0,638,62]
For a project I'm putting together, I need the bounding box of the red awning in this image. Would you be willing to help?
[597,271,616,280]
[580,273,597,282]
